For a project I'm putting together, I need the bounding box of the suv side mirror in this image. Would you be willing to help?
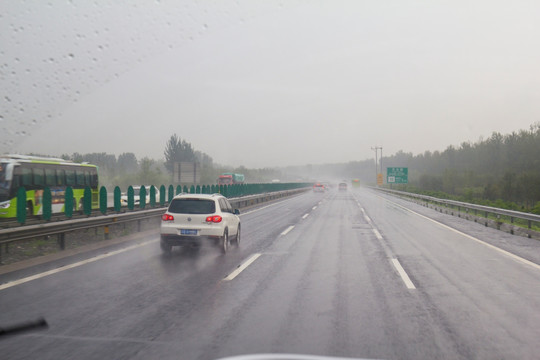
[234,209,240,215]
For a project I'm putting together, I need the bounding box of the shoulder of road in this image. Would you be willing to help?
[0,229,158,276]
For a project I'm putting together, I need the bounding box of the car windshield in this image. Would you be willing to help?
[168,198,216,214]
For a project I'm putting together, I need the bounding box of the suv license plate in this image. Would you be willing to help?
[180,229,198,235]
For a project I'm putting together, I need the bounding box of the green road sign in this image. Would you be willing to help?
[387,167,408,184]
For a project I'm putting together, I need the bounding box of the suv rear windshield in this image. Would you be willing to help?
[168,198,216,214]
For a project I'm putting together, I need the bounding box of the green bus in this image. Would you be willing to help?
[0,154,99,218]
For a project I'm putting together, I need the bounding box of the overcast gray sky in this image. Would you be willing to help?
[2,0,539,168]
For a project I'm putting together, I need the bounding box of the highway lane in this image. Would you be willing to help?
[0,188,539,359]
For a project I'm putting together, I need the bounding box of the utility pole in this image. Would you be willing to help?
[380,147,383,175]
[371,146,383,186]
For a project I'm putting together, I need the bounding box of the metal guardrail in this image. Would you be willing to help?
[0,188,309,261]
[374,187,540,235]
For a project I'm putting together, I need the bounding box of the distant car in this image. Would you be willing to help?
[121,185,159,206]
[338,182,347,191]
[160,193,241,254]
[313,183,325,192]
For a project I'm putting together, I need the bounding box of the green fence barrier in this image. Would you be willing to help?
[11,182,311,222]
[16,187,27,224]
[149,186,156,207]
[65,187,73,218]
[114,186,121,212]
[160,185,166,206]
[83,186,92,216]
[42,187,52,221]
[100,186,108,214]
[127,186,134,210]
[139,186,147,209]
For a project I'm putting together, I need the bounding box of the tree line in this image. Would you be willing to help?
[380,123,540,212]
[61,152,169,188]
[54,134,285,188]
[42,123,540,214]
[283,123,540,213]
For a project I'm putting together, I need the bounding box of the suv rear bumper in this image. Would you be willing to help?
[160,234,221,247]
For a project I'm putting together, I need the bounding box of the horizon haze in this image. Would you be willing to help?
[2,1,539,167]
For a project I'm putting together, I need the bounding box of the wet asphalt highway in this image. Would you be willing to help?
[1,188,540,360]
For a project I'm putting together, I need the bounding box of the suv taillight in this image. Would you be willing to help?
[162,214,174,221]
[206,215,222,223]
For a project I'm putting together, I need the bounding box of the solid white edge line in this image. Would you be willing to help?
[0,240,157,291]
[224,253,261,281]
[391,258,416,290]
[386,199,540,271]
[372,228,383,240]
[281,225,295,236]
[302,214,309,219]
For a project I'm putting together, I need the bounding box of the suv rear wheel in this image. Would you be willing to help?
[220,230,229,254]
[232,225,240,247]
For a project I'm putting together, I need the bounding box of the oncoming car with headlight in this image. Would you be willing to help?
[160,193,240,254]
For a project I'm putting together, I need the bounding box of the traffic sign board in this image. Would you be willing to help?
[387,167,408,184]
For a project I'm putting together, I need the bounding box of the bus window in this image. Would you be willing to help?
[45,168,56,186]
[85,171,91,187]
[91,172,98,187]
[33,168,45,187]
[57,169,65,186]
[66,170,75,186]
[20,167,32,186]
[76,170,85,187]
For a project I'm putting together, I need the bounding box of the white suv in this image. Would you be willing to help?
[160,193,241,254]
